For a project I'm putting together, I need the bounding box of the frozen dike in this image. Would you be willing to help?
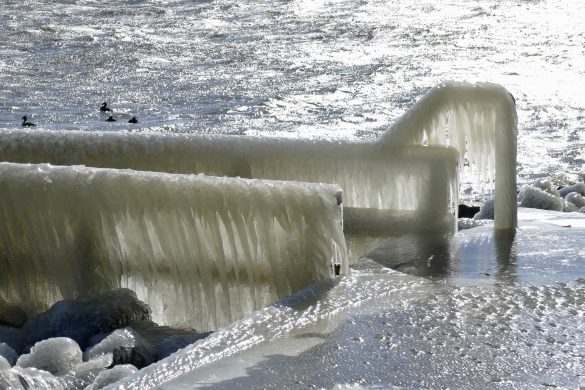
[0,162,347,330]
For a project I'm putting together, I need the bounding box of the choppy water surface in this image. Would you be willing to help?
[1,0,585,189]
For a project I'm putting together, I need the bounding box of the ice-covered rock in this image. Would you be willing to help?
[16,337,82,375]
[517,186,563,211]
[532,180,561,197]
[83,328,137,362]
[24,289,151,349]
[564,192,585,209]
[7,365,65,389]
[564,201,579,212]
[474,198,494,220]
[559,182,585,198]
[84,364,137,390]
[0,343,17,366]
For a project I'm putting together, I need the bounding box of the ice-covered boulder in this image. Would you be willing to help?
[24,289,151,349]
[564,192,585,209]
[474,198,494,220]
[559,182,585,198]
[156,333,212,360]
[517,186,563,211]
[83,328,137,362]
[16,337,82,375]
[84,364,137,390]
[0,343,17,366]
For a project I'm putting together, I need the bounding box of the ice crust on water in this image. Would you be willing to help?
[0,162,346,330]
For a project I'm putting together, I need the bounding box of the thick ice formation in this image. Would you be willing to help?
[16,337,82,375]
[85,365,138,390]
[379,81,518,230]
[0,130,458,216]
[0,162,346,330]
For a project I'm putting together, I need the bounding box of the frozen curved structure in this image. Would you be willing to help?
[379,81,518,229]
[0,163,346,330]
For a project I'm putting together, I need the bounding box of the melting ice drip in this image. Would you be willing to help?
[0,163,346,330]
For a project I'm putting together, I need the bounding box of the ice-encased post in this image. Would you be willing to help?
[378,81,518,230]
[494,97,518,230]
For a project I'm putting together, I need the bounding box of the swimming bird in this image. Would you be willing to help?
[105,115,116,122]
[100,102,112,112]
[21,116,36,127]
[128,116,138,123]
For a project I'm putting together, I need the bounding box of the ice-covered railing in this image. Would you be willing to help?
[0,162,346,330]
[0,131,459,232]
[379,81,518,230]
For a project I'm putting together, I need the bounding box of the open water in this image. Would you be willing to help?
[1,0,585,192]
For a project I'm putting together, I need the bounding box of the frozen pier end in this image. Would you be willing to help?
[0,163,346,330]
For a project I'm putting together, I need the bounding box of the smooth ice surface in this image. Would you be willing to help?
[112,208,585,389]
[0,162,346,330]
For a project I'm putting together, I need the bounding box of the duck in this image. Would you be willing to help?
[128,116,138,124]
[21,116,36,127]
[100,102,112,112]
[105,115,117,122]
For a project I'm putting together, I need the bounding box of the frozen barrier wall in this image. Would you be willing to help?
[379,81,518,229]
[0,162,347,330]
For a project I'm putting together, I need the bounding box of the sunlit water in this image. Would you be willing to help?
[2,0,585,388]
[1,0,585,192]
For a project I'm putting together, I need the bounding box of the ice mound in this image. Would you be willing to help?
[559,182,585,198]
[24,289,151,349]
[518,186,563,211]
[83,328,137,362]
[0,356,64,390]
[16,337,82,375]
[565,192,585,208]
[85,365,138,390]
